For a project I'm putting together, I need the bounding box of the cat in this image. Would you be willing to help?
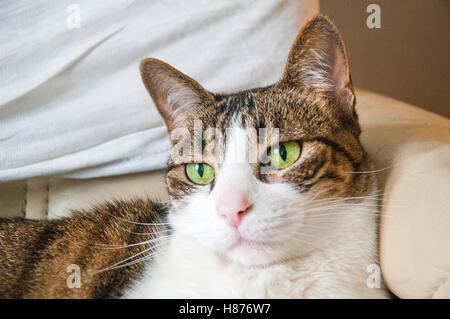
[0,15,388,298]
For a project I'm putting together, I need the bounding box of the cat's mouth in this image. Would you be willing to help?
[232,237,272,249]
[223,234,284,266]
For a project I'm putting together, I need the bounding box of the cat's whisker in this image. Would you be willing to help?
[94,239,170,257]
[308,199,407,209]
[102,211,171,226]
[305,185,335,201]
[99,247,169,272]
[301,201,401,214]
[305,212,400,220]
[279,233,318,249]
[95,247,156,273]
[303,203,405,216]
[95,241,170,273]
[113,224,172,236]
[94,234,173,250]
[288,229,335,246]
[311,189,390,200]
[343,165,395,174]
[301,192,393,208]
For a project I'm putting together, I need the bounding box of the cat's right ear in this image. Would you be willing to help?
[140,58,214,133]
[278,15,355,119]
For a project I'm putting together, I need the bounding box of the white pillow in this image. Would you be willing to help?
[0,0,318,181]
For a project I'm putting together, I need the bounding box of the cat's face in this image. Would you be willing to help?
[140,15,374,266]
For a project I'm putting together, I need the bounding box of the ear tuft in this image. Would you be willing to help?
[140,59,213,132]
[280,15,355,115]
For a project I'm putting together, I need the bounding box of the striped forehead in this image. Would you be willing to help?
[212,91,258,129]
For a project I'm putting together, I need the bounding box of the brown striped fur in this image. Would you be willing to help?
[0,200,167,298]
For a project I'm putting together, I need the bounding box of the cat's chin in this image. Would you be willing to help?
[222,238,285,267]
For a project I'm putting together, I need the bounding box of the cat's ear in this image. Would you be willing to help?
[140,58,214,132]
[279,15,355,116]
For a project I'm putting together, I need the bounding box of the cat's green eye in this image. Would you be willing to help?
[186,163,215,185]
[269,141,301,169]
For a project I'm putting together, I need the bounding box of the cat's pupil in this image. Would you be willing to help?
[280,144,287,162]
[197,164,204,177]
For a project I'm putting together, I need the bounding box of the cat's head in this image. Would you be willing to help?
[140,15,374,266]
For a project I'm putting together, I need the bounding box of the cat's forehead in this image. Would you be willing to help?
[209,90,260,129]
[167,86,355,166]
[191,86,340,137]
[167,85,362,166]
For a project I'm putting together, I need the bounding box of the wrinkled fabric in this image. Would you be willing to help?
[0,0,318,181]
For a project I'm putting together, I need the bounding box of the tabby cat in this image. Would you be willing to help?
[0,15,388,298]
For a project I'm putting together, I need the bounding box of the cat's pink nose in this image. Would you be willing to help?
[217,195,253,228]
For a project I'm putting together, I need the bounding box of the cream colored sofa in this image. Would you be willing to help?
[0,89,449,298]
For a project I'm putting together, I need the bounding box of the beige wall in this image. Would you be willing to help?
[320,0,449,117]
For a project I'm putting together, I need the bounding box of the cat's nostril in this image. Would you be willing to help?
[217,201,252,229]
[238,204,253,217]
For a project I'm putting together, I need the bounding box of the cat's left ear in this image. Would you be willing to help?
[279,15,355,116]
